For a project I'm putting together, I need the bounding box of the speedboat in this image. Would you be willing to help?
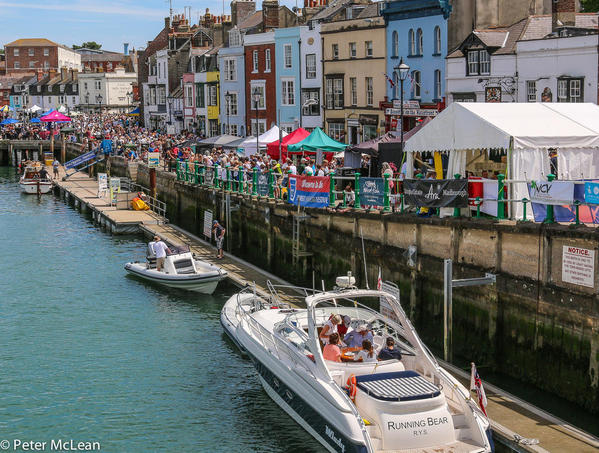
[222,275,494,453]
[125,244,227,294]
[20,163,52,194]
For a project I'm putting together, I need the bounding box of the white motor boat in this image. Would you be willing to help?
[125,244,227,294]
[222,276,494,453]
[20,164,53,194]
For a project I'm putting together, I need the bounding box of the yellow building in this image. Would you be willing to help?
[321,13,386,145]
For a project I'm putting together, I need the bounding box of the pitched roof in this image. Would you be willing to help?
[356,3,380,18]
[520,14,598,41]
[81,51,124,62]
[237,11,263,31]
[6,38,59,47]
[311,0,353,21]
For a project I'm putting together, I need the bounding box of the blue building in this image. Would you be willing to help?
[218,28,247,137]
[382,0,451,126]
[274,27,301,133]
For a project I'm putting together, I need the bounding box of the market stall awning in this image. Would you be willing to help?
[197,134,239,146]
[287,127,347,153]
[222,136,248,149]
[30,117,41,123]
[127,107,140,116]
[266,128,310,159]
[0,118,19,125]
[405,102,599,152]
[29,105,42,113]
[40,111,71,122]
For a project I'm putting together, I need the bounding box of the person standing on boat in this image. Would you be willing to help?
[319,314,342,345]
[151,235,169,272]
[212,220,225,259]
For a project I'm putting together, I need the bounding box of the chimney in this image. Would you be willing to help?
[70,69,78,81]
[231,0,256,26]
[37,69,43,82]
[164,16,171,30]
[123,43,129,56]
[262,0,279,29]
[552,0,577,32]
[60,66,68,81]
[49,68,57,79]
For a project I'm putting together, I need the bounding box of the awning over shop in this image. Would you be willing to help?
[287,127,347,153]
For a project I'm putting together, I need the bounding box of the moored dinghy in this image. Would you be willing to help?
[20,163,52,194]
[125,244,227,294]
[222,275,493,453]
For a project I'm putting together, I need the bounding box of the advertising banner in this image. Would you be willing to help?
[359,177,385,207]
[531,182,599,223]
[528,181,574,205]
[257,173,269,196]
[288,175,330,208]
[148,152,160,168]
[584,182,599,204]
[403,179,469,208]
[97,173,108,198]
[65,150,97,170]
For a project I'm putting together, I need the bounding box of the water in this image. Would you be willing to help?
[0,167,324,452]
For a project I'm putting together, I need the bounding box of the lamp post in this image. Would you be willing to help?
[394,57,410,155]
[225,91,232,135]
[96,93,103,135]
[252,87,260,154]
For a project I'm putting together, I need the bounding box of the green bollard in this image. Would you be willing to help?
[268,169,274,199]
[453,173,461,217]
[176,161,182,181]
[497,173,505,219]
[383,174,391,212]
[522,198,529,222]
[575,200,581,225]
[239,168,244,194]
[543,174,556,224]
[213,164,219,188]
[475,196,481,218]
[354,173,361,209]
[252,167,258,196]
[226,165,231,191]
[400,193,405,213]
[329,171,336,207]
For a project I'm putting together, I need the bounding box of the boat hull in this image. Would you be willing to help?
[20,181,52,194]
[124,262,226,294]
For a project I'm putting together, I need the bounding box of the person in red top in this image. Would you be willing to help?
[322,333,342,362]
[337,315,351,339]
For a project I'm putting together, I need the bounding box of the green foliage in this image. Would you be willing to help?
[72,41,102,50]
[581,0,599,12]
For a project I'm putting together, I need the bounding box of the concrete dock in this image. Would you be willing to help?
[53,168,599,453]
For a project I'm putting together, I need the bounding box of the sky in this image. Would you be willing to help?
[0,0,291,53]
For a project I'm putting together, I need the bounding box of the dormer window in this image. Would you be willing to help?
[466,49,490,76]
[229,29,241,47]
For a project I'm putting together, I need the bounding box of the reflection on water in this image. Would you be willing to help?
[0,167,323,452]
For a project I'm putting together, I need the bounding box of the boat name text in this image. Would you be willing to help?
[324,425,345,453]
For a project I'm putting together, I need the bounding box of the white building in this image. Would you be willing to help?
[79,67,136,113]
[27,69,80,113]
[446,14,598,104]
[142,48,169,131]
[300,23,323,130]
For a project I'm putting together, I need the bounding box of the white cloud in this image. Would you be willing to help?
[0,0,166,18]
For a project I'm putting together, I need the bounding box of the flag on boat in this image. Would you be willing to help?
[470,362,488,416]
[376,267,382,290]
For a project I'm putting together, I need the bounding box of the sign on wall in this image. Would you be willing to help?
[148,152,160,168]
[97,173,108,198]
[359,177,385,207]
[562,246,595,288]
[203,210,213,239]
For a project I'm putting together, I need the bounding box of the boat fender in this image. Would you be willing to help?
[346,374,357,402]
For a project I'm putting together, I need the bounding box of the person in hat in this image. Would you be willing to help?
[212,220,226,259]
[150,235,170,272]
[343,324,373,348]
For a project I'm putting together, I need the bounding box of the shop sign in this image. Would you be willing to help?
[392,100,420,109]
[562,246,595,288]
[385,108,438,117]
[528,181,574,205]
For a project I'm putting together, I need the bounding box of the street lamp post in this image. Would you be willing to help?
[225,91,231,135]
[252,87,261,154]
[394,57,410,155]
[96,93,103,136]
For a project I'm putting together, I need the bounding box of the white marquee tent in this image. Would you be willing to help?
[241,125,288,156]
[404,102,599,218]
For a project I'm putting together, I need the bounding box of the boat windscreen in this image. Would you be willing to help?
[167,244,191,255]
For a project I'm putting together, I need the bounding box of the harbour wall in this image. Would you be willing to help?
[129,161,599,414]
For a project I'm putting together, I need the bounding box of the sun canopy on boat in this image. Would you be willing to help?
[287,127,347,153]
[266,128,310,160]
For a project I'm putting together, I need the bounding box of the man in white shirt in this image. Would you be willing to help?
[151,235,170,271]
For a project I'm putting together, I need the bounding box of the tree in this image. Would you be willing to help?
[581,0,599,11]
[73,41,102,50]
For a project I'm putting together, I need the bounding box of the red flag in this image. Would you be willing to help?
[383,73,395,88]
[470,363,488,416]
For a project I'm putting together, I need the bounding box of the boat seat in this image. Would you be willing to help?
[356,370,440,402]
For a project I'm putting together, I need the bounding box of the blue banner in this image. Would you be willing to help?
[288,175,330,208]
[359,177,385,207]
[584,182,599,204]
[65,151,97,170]
[257,173,269,196]
[531,181,599,223]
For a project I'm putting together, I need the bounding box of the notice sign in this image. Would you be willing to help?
[562,246,595,288]
[203,210,213,239]
[97,173,108,198]
[148,152,160,168]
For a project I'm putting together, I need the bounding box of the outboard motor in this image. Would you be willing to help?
[146,243,157,269]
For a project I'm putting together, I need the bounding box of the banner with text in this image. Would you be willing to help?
[528,181,574,205]
[288,175,330,208]
[359,177,385,207]
[257,173,269,196]
[403,179,469,208]
[65,150,97,170]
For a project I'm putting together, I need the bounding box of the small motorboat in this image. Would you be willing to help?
[222,275,494,453]
[125,244,227,294]
[20,163,53,194]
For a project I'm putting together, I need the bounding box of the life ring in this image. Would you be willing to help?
[346,374,357,401]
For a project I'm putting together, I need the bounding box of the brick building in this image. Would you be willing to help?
[244,32,276,135]
[4,39,80,75]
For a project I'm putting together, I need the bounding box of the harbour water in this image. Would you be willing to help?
[0,167,322,452]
